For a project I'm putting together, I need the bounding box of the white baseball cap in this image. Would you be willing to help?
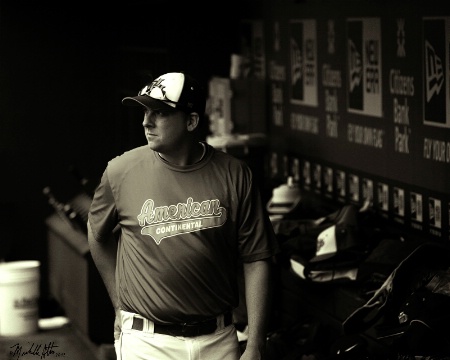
[122,72,205,115]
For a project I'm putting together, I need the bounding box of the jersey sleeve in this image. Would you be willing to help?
[88,167,119,242]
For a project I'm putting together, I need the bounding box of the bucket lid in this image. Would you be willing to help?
[0,260,40,271]
[0,261,40,282]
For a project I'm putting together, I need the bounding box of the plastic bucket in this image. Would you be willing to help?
[0,260,40,336]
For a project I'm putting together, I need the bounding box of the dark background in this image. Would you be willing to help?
[0,1,261,294]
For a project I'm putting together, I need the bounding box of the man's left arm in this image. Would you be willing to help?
[241,258,273,360]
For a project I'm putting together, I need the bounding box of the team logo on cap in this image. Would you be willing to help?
[139,78,172,102]
[148,78,168,100]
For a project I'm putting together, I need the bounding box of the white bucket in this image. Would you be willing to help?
[0,260,40,336]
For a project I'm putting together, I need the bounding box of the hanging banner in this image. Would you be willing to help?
[347,18,382,117]
[289,19,318,107]
[423,17,450,128]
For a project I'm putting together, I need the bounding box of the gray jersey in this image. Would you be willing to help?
[88,143,279,323]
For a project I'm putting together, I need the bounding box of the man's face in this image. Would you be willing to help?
[142,107,189,153]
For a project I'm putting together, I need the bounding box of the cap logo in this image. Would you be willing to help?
[148,78,167,99]
[139,78,172,102]
[314,225,337,260]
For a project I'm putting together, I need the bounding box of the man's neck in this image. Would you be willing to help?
[157,142,206,166]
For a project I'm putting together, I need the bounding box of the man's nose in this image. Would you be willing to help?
[143,112,155,127]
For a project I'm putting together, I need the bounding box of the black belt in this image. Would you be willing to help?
[131,311,233,337]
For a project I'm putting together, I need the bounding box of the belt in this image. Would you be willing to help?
[131,311,233,337]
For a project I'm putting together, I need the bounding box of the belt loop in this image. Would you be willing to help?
[217,312,230,330]
[216,313,223,329]
[143,317,155,333]
[121,310,135,330]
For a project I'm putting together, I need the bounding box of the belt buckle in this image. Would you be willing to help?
[181,322,200,337]
[182,320,217,337]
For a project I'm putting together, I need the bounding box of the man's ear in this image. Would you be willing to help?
[186,112,200,132]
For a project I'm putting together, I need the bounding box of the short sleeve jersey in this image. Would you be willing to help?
[88,143,279,324]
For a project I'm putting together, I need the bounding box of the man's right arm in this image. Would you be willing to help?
[87,220,121,337]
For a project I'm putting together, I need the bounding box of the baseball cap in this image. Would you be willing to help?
[122,72,206,115]
[309,204,359,263]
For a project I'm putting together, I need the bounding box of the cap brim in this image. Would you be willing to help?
[122,95,174,111]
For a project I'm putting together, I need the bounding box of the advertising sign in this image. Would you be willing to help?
[289,19,318,106]
[347,18,382,117]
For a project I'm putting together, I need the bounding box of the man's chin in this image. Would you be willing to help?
[146,141,161,152]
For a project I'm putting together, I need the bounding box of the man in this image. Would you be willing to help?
[87,71,279,360]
